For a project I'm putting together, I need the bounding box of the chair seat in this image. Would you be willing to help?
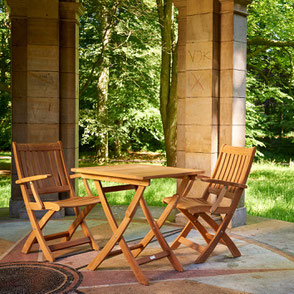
[43,196,100,211]
[163,196,230,214]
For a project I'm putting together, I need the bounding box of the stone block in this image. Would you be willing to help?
[11,18,27,46]
[185,125,218,153]
[219,125,245,147]
[229,206,247,228]
[60,73,79,99]
[28,0,59,19]
[60,47,78,73]
[220,97,245,125]
[27,45,59,71]
[185,97,218,126]
[12,123,28,142]
[26,97,59,124]
[28,19,59,46]
[185,151,218,175]
[234,14,247,43]
[177,72,186,98]
[177,124,186,151]
[221,41,247,70]
[27,71,59,98]
[12,97,27,124]
[187,13,219,42]
[177,98,185,125]
[60,123,78,148]
[11,46,27,72]
[186,41,216,70]
[60,98,79,124]
[62,147,79,174]
[12,71,27,98]
[178,17,187,46]
[6,0,27,18]
[220,12,234,42]
[60,21,78,48]
[178,45,186,72]
[27,123,59,143]
[220,69,246,98]
[187,70,219,98]
[176,150,186,168]
[187,0,219,15]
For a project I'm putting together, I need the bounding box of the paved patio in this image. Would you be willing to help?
[0,206,293,294]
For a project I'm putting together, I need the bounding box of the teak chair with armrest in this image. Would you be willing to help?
[163,145,256,263]
[12,141,100,262]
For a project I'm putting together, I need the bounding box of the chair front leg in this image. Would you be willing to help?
[24,209,55,262]
[22,209,55,254]
[200,212,241,258]
[194,212,239,264]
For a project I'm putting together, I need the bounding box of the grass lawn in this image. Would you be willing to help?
[1,153,293,223]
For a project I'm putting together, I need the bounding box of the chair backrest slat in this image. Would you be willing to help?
[207,145,256,199]
[13,141,72,197]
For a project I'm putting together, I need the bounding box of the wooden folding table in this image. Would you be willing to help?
[72,164,203,285]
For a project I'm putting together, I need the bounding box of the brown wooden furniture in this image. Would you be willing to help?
[71,164,204,285]
[163,145,256,264]
[12,141,101,262]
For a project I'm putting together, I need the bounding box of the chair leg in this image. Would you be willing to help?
[194,213,237,264]
[25,209,55,262]
[22,210,55,254]
[64,204,99,251]
[200,213,241,258]
[170,221,193,250]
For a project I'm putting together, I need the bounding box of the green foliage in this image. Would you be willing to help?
[79,0,163,157]
[0,1,11,150]
[246,0,294,156]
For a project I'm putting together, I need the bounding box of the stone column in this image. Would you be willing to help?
[8,0,60,217]
[7,0,82,217]
[219,0,251,226]
[59,1,82,178]
[174,0,251,227]
[177,0,220,197]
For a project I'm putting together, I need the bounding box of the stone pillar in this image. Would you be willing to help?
[219,0,251,226]
[176,0,220,197]
[59,1,82,178]
[7,0,81,217]
[174,0,251,227]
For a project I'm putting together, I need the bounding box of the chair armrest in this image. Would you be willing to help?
[70,173,82,179]
[16,174,51,185]
[200,178,247,189]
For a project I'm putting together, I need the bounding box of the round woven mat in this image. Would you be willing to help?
[0,261,82,294]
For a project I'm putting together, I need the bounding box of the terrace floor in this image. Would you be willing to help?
[0,206,293,294]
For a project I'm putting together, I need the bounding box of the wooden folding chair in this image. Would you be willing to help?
[163,145,256,263]
[12,141,100,262]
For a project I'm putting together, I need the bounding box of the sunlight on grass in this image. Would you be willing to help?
[246,161,294,222]
[0,176,10,207]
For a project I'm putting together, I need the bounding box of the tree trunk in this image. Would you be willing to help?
[157,0,178,166]
[97,66,109,163]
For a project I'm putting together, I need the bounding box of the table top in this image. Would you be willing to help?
[72,164,204,181]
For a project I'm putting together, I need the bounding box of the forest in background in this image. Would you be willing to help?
[0,0,294,163]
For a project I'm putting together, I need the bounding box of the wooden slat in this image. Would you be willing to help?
[102,184,136,193]
[44,231,70,241]
[49,237,91,252]
[54,150,67,186]
[178,237,206,253]
[137,251,169,265]
[48,151,61,187]
[72,165,203,181]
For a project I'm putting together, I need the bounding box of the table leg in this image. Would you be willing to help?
[138,197,184,272]
[132,176,195,258]
[87,181,149,286]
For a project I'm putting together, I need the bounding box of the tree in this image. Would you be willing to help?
[246,0,294,157]
[0,0,11,150]
[79,0,164,160]
[156,0,178,166]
